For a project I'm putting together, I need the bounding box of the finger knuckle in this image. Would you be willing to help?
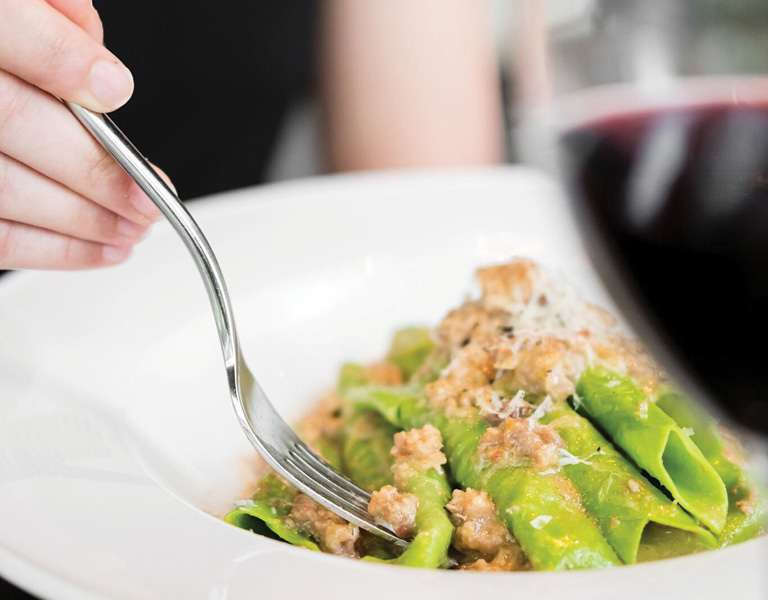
[66,196,93,237]
[86,5,104,26]
[0,156,9,202]
[36,17,72,74]
[100,212,123,243]
[69,198,115,244]
[82,145,128,199]
[0,72,35,132]
[71,0,98,23]
[86,10,104,42]
[61,234,103,268]
[0,220,15,265]
[60,235,76,264]
[0,155,22,209]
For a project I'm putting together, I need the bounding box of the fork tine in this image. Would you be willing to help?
[292,442,372,502]
[263,415,371,499]
[282,455,371,515]
[292,480,403,545]
[280,456,405,545]
[288,450,371,512]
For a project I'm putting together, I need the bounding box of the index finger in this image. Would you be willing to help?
[0,0,132,112]
[44,0,104,42]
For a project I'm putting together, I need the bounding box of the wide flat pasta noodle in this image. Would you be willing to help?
[541,403,716,562]
[576,367,728,534]
[224,474,320,551]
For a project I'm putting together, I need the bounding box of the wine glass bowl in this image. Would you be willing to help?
[514,0,768,434]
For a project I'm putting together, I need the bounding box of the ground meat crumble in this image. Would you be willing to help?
[297,392,344,454]
[477,390,535,425]
[425,260,666,421]
[367,485,419,538]
[446,488,529,571]
[391,424,447,488]
[494,335,583,400]
[735,489,757,516]
[364,362,404,387]
[462,544,530,572]
[287,494,360,557]
[476,260,539,311]
[446,489,509,557]
[478,417,565,471]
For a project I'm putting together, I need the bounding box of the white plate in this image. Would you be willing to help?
[0,167,764,600]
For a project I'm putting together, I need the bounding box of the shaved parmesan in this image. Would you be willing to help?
[571,390,582,410]
[530,515,553,529]
[478,389,533,422]
[638,400,649,420]
[530,396,555,422]
[558,448,593,467]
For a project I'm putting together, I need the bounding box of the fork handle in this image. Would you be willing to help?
[66,102,238,368]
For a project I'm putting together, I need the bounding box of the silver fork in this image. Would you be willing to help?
[66,102,406,548]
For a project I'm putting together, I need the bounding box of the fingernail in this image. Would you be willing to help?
[89,59,134,110]
[116,217,148,239]
[129,183,162,222]
[102,244,131,264]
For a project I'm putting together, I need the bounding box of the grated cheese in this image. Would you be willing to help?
[638,400,649,420]
[530,515,553,529]
[572,390,582,410]
[530,396,555,422]
[478,389,532,421]
[558,448,593,467]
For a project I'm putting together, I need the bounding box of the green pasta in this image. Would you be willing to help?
[635,524,714,563]
[653,388,766,547]
[347,385,621,570]
[337,363,370,396]
[367,460,453,568]
[224,474,319,551]
[540,403,716,563]
[341,411,398,491]
[387,327,434,381]
[314,436,344,471]
[656,390,742,490]
[576,367,729,533]
[338,360,401,491]
[225,261,764,570]
[719,485,767,547]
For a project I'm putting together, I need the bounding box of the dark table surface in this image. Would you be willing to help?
[1,576,38,599]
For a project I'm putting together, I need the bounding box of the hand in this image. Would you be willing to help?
[0,0,167,270]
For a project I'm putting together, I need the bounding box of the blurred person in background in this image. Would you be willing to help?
[0,0,505,272]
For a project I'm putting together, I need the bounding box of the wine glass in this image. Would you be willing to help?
[513,0,768,437]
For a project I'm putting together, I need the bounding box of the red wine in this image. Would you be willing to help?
[561,101,768,433]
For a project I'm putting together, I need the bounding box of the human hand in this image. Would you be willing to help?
[0,0,168,270]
